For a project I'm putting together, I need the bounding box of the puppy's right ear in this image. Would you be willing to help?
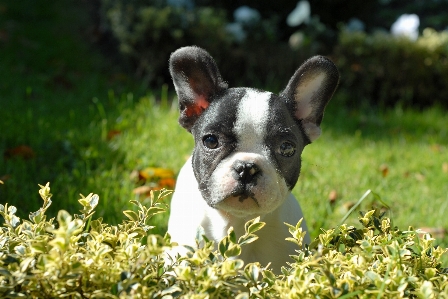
[169,46,228,131]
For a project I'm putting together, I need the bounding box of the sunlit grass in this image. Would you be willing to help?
[298,103,448,241]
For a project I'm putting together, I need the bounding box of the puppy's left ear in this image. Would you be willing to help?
[170,46,228,132]
[281,56,339,142]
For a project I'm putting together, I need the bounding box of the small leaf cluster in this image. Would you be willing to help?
[0,184,447,298]
[275,210,448,298]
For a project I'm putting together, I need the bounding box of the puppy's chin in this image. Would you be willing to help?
[215,196,261,218]
[212,191,288,219]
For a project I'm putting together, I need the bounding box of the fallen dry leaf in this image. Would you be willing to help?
[132,167,176,196]
[414,172,425,182]
[328,190,338,205]
[158,178,176,189]
[139,167,175,180]
[50,74,73,90]
[107,129,122,140]
[4,145,35,160]
[379,164,389,177]
[418,227,446,240]
[0,174,10,182]
[0,29,8,42]
[430,144,441,152]
[133,181,174,198]
[132,185,157,196]
[129,170,140,181]
[343,201,355,211]
[350,63,362,72]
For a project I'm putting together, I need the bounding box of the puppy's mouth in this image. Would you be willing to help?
[230,186,260,207]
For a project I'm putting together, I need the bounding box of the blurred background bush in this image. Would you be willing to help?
[93,0,448,108]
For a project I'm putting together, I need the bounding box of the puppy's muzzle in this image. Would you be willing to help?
[230,160,262,205]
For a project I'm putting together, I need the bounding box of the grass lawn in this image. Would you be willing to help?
[1,0,447,248]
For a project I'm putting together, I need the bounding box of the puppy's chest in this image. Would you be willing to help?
[201,210,295,265]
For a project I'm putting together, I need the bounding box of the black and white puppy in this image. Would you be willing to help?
[167,46,339,272]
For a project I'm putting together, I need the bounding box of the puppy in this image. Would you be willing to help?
[167,46,339,272]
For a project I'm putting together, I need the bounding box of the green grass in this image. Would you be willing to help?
[1,0,447,247]
[299,103,448,239]
[108,97,448,244]
[0,0,148,223]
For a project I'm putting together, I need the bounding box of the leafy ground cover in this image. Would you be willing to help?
[1,0,447,250]
[0,185,446,298]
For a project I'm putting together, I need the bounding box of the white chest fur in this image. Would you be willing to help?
[167,158,310,273]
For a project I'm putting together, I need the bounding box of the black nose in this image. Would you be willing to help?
[232,160,260,184]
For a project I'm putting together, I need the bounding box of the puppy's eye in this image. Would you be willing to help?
[279,141,296,157]
[203,134,219,149]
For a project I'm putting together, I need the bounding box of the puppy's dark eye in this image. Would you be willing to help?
[279,141,296,157]
[203,134,219,149]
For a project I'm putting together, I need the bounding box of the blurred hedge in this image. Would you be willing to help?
[312,0,448,32]
[97,1,448,108]
[98,0,314,90]
[334,28,448,108]
[100,0,231,85]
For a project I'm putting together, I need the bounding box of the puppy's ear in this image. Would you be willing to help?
[281,56,339,142]
[169,46,228,131]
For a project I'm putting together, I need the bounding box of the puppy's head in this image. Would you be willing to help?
[170,46,339,218]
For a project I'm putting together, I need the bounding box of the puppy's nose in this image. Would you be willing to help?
[232,160,260,184]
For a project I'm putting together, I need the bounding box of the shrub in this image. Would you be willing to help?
[0,183,447,298]
[97,1,448,107]
[98,0,314,90]
[99,0,232,85]
[334,28,448,108]
[311,0,448,32]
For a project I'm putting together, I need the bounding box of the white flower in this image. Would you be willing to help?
[287,1,311,27]
[226,23,246,42]
[346,18,365,32]
[234,6,261,25]
[391,14,420,41]
[227,6,261,42]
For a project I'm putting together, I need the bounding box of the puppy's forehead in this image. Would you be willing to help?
[234,89,271,150]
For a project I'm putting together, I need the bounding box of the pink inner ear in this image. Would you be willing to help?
[185,95,210,117]
[196,95,210,110]
[293,73,326,120]
[294,103,312,120]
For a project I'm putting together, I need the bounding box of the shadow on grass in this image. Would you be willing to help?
[0,0,147,225]
[322,93,447,145]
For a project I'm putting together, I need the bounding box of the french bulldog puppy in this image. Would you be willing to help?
[167,46,339,272]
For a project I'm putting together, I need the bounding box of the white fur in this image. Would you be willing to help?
[207,90,290,217]
[167,158,310,272]
[234,89,270,153]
